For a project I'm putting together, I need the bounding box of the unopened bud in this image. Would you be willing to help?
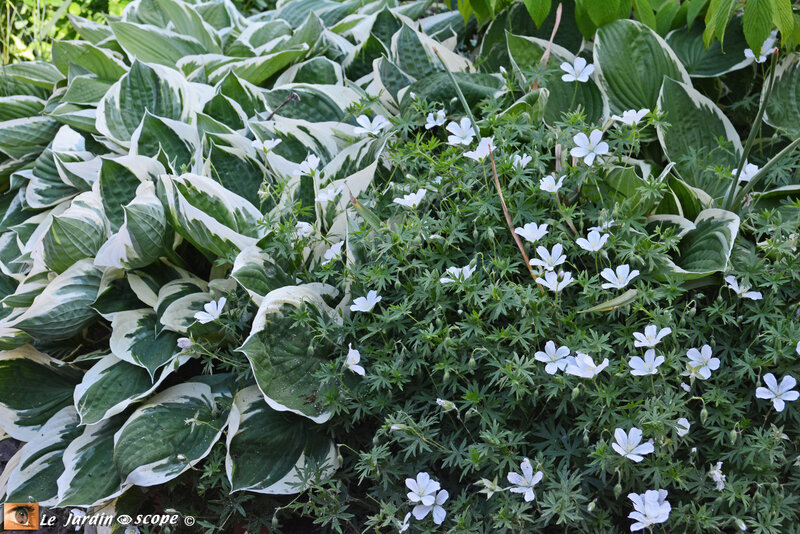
[572,386,581,400]
[614,483,622,498]
[730,429,737,444]
[700,408,708,424]
[468,356,476,369]
[587,499,596,512]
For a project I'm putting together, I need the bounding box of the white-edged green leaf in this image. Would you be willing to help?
[15,259,103,341]
[0,345,82,441]
[226,386,338,493]
[764,52,800,138]
[57,414,129,507]
[594,19,691,113]
[74,353,189,425]
[154,0,222,53]
[666,18,751,77]
[99,154,166,232]
[113,382,229,487]
[110,309,181,377]
[131,112,201,172]
[207,46,310,85]
[110,21,209,67]
[43,190,109,274]
[51,40,128,80]
[6,406,81,506]
[237,284,340,424]
[657,77,742,198]
[0,116,61,159]
[0,95,45,121]
[232,246,295,306]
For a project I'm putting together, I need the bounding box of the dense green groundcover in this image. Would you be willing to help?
[1,0,800,532]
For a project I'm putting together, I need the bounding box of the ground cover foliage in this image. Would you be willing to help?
[0,0,799,532]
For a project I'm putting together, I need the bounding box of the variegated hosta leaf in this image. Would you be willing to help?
[21,148,81,210]
[594,19,691,114]
[154,275,209,332]
[15,259,103,341]
[126,260,197,308]
[656,77,742,199]
[226,386,338,493]
[131,112,201,172]
[57,414,129,507]
[97,60,194,146]
[0,116,60,160]
[95,181,173,270]
[5,406,82,506]
[232,246,295,306]
[764,53,800,139]
[665,19,750,78]
[157,173,265,258]
[74,353,190,425]
[113,382,229,487]
[647,209,740,279]
[51,40,128,81]
[238,284,340,423]
[205,144,266,208]
[43,190,109,274]
[99,155,166,232]
[110,21,209,67]
[109,309,181,377]
[0,345,82,441]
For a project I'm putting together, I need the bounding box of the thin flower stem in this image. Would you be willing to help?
[489,152,538,283]
[535,3,563,82]
[555,194,578,235]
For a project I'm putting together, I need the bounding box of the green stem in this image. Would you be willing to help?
[433,49,480,141]
[731,136,800,211]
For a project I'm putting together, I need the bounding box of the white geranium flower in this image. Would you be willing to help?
[633,325,672,348]
[507,458,543,502]
[560,57,594,82]
[744,30,778,63]
[251,138,281,152]
[724,275,762,300]
[413,489,448,524]
[513,153,532,169]
[436,398,456,411]
[440,264,477,284]
[177,337,192,349]
[588,219,615,232]
[571,130,609,166]
[676,418,690,437]
[540,174,565,193]
[406,472,440,506]
[425,109,446,129]
[612,427,654,462]
[797,340,800,356]
[514,222,548,244]
[629,349,665,376]
[345,343,365,376]
[756,373,799,412]
[530,243,567,271]
[686,345,719,380]
[565,353,609,378]
[399,512,411,533]
[464,137,494,161]
[535,270,574,292]
[611,108,650,126]
[354,114,390,136]
[534,341,571,374]
[600,264,639,289]
[315,183,343,202]
[732,162,760,183]
[628,489,671,531]
[576,230,609,252]
[446,117,475,145]
[294,154,320,176]
[350,290,382,312]
[194,297,226,324]
[322,241,344,265]
[709,461,726,490]
[295,221,314,238]
[393,188,427,208]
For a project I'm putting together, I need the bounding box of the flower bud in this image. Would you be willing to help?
[468,356,476,369]
[614,483,622,498]
[730,429,737,444]
[486,227,494,240]
[736,518,747,531]
[587,500,596,512]
[572,386,581,399]
[700,408,708,424]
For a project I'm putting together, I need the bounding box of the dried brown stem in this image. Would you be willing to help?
[531,3,563,90]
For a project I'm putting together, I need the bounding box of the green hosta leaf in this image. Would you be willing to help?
[215,72,268,119]
[262,86,354,122]
[404,72,504,113]
[667,174,714,220]
[594,19,690,113]
[154,0,222,53]
[203,93,247,129]
[238,284,340,423]
[6,407,81,506]
[74,353,189,425]
[109,309,181,378]
[277,57,343,85]
[232,246,295,306]
[48,103,98,134]
[95,181,173,270]
[67,14,114,44]
[0,345,82,441]
[131,113,200,172]
[99,155,166,232]
[0,117,60,159]
[57,415,127,507]
[0,96,45,121]
[97,60,192,146]
[15,259,103,341]
[205,144,265,207]
[666,19,750,77]
[648,208,740,279]
[110,21,209,67]
[226,386,338,493]
[113,382,229,487]
[43,191,109,274]
[579,289,638,313]
[393,24,437,80]
[207,47,310,85]
[51,41,128,80]
[657,77,742,199]
[157,173,265,258]
[19,149,80,209]
[2,62,65,89]
[764,54,800,139]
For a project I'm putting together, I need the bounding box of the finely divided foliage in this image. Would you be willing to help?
[0,0,799,532]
